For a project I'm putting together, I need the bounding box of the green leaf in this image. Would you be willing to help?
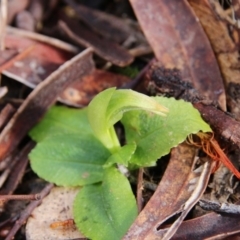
[73,167,137,240]
[87,87,168,152]
[29,106,91,142]
[121,97,212,166]
[104,143,136,168]
[87,88,118,152]
[106,89,168,126]
[29,133,111,186]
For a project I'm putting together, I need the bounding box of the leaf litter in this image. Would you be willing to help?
[0,0,240,239]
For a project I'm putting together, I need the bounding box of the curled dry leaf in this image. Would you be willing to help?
[0,48,94,162]
[129,0,226,110]
[26,187,84,240]
[123,143,214,240]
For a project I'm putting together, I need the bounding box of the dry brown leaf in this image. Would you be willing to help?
[5,184,54,240]
[26,187,84,240]
[129,0,226,110]
[65,0,145,44]
[171,205,240,239]
[188,0,240,120]
[59,69,131,106]
[123,143,214,240]
[194,102,240,148]
[0,48,94,161]
[59,19,133,67]
[2,30,76,87]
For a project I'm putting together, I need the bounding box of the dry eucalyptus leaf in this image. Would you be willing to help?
[188,0,240,120]
[26,187,84,240]
[123,143,214,240]
[0,48,94,162]
[129,0,226,110]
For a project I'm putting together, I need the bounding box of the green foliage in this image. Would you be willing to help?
[29,107,92,142]
[29,87,211,240]
[73,167,138,240]
[87,87,168,152]
[121,97,211,166]
[104,143,136,168]
[29,134,110,186]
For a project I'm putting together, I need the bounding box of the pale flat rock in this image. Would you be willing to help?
[26,186,85,240]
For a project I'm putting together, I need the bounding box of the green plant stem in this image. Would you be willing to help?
[108,126,121,153]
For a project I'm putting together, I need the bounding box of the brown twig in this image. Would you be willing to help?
[7,26,79,53]
[0,141,35,195]
[0,154,12,172]
[0,158,18,188]
[0,194,41,202]
[0,214,18,228]
[0,104,15,131]
[5,183,54,240]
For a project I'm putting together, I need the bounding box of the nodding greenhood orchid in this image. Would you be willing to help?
[87,87,168,153]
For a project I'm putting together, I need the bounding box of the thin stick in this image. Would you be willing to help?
[0,194,41,202]
[0,168,11,189]
[0,151,19,189]
[5,183,54,240]
[0,141,35,195]
[7,26,78,53]
[0,45,35,73]
[199,199,240,214]
[0,103,15,131]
